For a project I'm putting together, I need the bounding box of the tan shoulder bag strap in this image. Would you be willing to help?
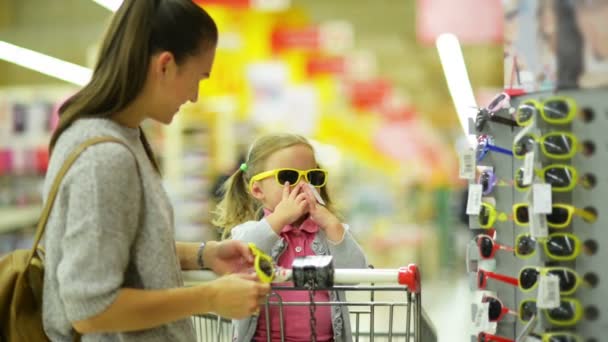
[26,136,132,265]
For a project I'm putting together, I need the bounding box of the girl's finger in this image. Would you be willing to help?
[282,181,290,200]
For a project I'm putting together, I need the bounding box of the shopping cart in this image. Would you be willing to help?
[182,263,437,342]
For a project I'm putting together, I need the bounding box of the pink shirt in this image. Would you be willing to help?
[253,215,333,342]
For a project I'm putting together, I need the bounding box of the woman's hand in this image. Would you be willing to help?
[203,240,254,275]
[204,273,270,319]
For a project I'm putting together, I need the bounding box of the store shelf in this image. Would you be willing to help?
[0,205,41,234]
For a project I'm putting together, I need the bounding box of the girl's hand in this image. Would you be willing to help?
[304,185,345,243]
[267,182,311,232]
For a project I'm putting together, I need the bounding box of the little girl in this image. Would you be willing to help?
[213,133,367,342]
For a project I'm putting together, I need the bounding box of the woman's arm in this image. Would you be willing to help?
[175,240,255,274]
[73,273,269,334]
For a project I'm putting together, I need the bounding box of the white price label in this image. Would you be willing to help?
[459,149,476,180]
[537,274,560,309]
[532,183,552,214]
[466,184,483,215]
[530,213,549,238]
[522,152,535,186]
[472,302,492,332]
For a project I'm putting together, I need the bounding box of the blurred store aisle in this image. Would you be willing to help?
[424,276,471,342]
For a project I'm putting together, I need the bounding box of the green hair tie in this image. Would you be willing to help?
[240,163,248,172]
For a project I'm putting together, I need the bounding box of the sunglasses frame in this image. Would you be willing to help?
[512,203,596,228]
[248,243,275,284]
[539,332,582,342]
[481,295,517,323]
[477,269,519,290]
[518,266,583,295]
[249,168,328,191]
[477,135,514,162]
[477,332,514,342]
[515,97,578,126]
[513,132,578,160]
[514,164,579,192]
[475,234,514,259]
[514,233,582,261]
[519,298,583,327]
[479,202,509,229]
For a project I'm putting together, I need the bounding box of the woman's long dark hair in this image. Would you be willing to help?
[50,0,218,171]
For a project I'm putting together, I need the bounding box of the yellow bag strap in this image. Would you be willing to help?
[26,136,132,265]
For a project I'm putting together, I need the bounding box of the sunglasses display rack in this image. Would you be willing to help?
[465,88,606,342]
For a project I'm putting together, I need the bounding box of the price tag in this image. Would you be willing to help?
[532,183,552,214]
[537,274,560,309]
[459,148,476,180]
[466,184,483,215]
[522,152,535,186]
[530,213,548,238]
[472,302,493,332]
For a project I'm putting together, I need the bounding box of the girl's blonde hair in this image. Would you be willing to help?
[212,133,336,238]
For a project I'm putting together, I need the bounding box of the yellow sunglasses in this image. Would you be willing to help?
[513,203,597,228]
[248,243,275,284]
[249,168,328,191]
[535,332,582,342]
[519,298,583,327]
[514,233,581,262]
[515,97,577,126]
[518,266,585,296]
[514,164,578,192]
[513,132,578,160]
[478,202,509,229]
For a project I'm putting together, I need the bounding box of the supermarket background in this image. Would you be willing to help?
[0,0,510,340]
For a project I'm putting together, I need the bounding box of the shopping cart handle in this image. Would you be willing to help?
[398,264,421,294]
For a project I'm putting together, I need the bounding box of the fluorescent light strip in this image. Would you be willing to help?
[436,33,478,147]
[0,41,92,86]
[91,0,122,11]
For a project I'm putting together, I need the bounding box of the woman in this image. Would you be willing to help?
[42,1,269,341]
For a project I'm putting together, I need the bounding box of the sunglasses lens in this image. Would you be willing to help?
[543,99,571,121]
[307,170,326,186]
[277,170,300,185]
[548,269,578,293]
[258,258,273,277]
[519,268,539,290]
[544,167,573,189]
[516,235,537,256]
[543,134,574,156]
[547,300,576,322]
[546,235,577,257]
[478,236,494,258]
[480,173,490,193]
[479,205,490,227]
[478,271,486,288]
[514,135,536,157]
[486,297,503,321]
[547,335,578,342]
[517,102,537,124]
[520,301,537,321]
[515,205,530,224]
[515,168,530,189]
[547,206,570,226]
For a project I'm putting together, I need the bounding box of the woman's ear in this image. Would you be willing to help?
[153,51,176,77]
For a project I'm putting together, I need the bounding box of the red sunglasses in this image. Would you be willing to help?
[475,234,514,260]
[481,295,518,323]
[477,269,518,290]
[477,332,514,342]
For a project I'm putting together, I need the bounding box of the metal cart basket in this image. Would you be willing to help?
[182,264,437,342]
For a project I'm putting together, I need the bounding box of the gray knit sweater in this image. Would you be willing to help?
[41,119,195,341]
